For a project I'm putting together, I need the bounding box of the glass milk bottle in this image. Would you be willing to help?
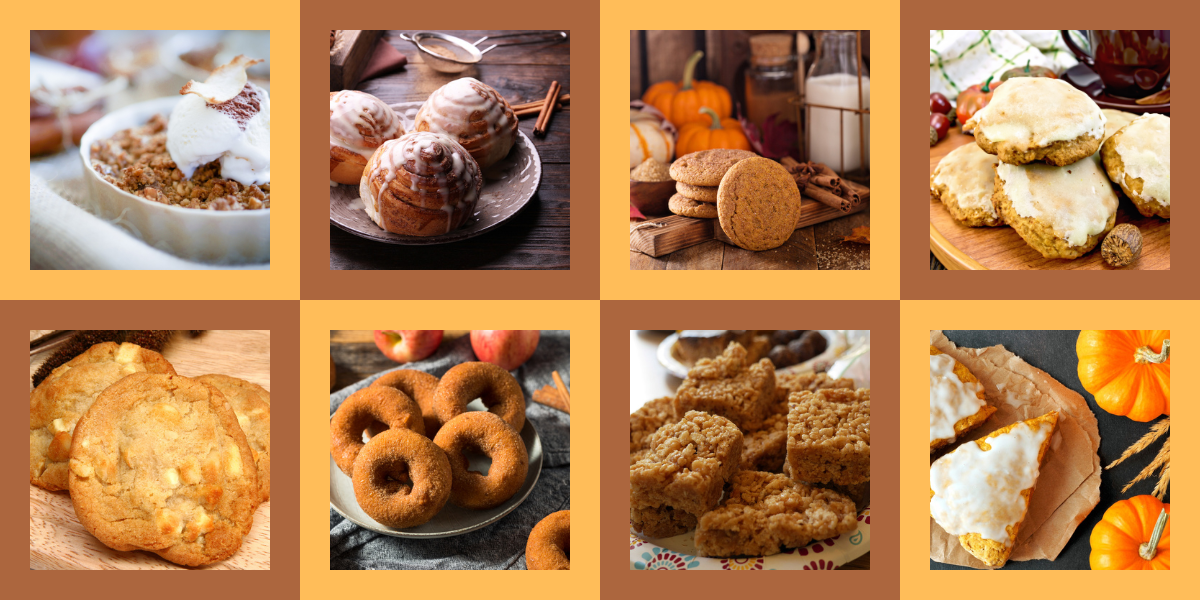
[805,31,870,173]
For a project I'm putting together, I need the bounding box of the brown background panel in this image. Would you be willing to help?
[15,300,298,580]
[905,14,1189,293]
[602,300,898,581]
[303,0,599,295]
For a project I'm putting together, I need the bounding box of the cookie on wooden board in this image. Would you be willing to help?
[669,149,757,186]
[717,157,802,251]
[669,193,718,219]
[194,374,272,502]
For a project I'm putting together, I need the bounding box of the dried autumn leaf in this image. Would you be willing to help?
[842,226,870,244]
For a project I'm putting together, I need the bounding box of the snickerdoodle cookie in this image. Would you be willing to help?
[965,77,1105,166]
[992,153,1118,259]
[669,149,757,186]
[69,373,260,566]
[675,181,718,203]
[669,193,718,218]
[930,143,1003,227]
[1101,113,1170,219]
[30,342,175,491]
[716,157,802,251]
[194,374,271,502]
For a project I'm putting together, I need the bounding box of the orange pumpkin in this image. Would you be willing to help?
[1077,330,1170,422]
[642,51,732,127]
[1090,495,1170,570]
[676,108,752,156]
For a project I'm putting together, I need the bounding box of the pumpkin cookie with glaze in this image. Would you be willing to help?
[992,153,1118,259]
[931,143,1003,227]
[669,148,757,186]
[30,342,176,492]
[1101,109,1138,142]
[668,193,718,218]
[716,157,802,251]
[965,77,1105,166]
[675,181,718,203]
[68,373,260,566]
[1101,114,1170,219]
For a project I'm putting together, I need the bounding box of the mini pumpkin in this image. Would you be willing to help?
[630,118,675,169]
[642,51,732,127]
[1076,330,1170,422]
[1089,495,1169,570]
[676,107,752,157]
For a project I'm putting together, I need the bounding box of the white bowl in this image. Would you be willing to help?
[79,96,270,264]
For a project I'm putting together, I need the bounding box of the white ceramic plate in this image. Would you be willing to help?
[329,401,543,538]
[78,96,270,264]
[329,101,541,245]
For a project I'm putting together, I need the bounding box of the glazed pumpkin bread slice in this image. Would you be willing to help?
[929,346,997,453]
[930,411,1058,568]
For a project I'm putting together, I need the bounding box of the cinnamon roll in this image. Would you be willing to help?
[330,90,403,185]
[359,132,482,236]
[413,77,518,170]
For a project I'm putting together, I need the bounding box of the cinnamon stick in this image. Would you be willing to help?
[805,183,853,212]
[552,370,571,411]
[511,94,571,111]
[534,81,561,137]
[811,174,841,189]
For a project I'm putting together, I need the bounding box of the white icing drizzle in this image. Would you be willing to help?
[997,153,1118,247]
[930,419,1051,545]
[413,77,516,168]
[929,354,986,444]
[1113,114,1170,207]
[330,90,402,159]
[933,143,1000,217]
[968,78,1105,146]
[361,131,480,234]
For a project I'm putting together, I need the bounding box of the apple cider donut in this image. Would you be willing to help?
[433,411,529,509]
[352,428,452,528]
[526,510,570,570]
[434,362,525,432]
[331,386,424,476]
[373,369,442,438]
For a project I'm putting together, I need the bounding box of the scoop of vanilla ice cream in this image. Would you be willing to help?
[167,80,270,186]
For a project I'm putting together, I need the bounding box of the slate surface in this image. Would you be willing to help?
[931,330,1170,570]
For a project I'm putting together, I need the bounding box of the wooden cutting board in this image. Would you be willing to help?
[930,129,1169,270]
[29,330,271,570]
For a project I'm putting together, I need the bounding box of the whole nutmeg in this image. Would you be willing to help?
[769,345,797,368]
[1101,223,1142,268]
[771,330,805,346]
[930,126,937,146]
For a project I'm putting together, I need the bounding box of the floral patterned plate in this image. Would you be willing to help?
[629,508,871,570]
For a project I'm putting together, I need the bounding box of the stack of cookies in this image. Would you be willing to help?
[29,341,271,567]
[933,76,1170,261]
[668,149,804,252]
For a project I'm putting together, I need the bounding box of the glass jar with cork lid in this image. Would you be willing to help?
[745,34,798,129]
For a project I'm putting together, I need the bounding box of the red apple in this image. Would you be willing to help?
[470,330,540,370]
[373,330,443,363]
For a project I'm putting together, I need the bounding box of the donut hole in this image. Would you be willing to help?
[372,459,414,494]
[363,420,392,442]
[461,443,493,476]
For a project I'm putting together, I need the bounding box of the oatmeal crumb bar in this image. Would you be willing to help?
[631,505,698,539]
[674,342,776,429]
[774,371,855,402]
[695,470,859,557]
[629,410,742,532]
[630,396,679,454]
[786,388,870,485]
[745,374,855,471]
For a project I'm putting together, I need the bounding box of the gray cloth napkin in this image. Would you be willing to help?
[330,331,570,570]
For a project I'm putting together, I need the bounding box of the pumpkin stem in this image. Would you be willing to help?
[682,51,704,91]
[1139,508,1168,561]
[1135,339,1170,365]
[700,107,722,130]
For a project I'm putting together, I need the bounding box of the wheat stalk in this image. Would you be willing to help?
[1107,418,1169,470]
[1121,438,1170,493]
[1152,463,1170,500]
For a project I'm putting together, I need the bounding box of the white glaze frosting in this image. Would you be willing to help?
[967,78,1104,147]
[933,143,1001,217]
[929,354,987,444]
[413,77,517,169]
[997,153,1118,247]
[930,419,1052,545]
[1113,114,1170,207]
[361,132,480,234]
[330,90,402,158]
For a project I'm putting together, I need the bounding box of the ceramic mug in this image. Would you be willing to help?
[1061,30,1170,98]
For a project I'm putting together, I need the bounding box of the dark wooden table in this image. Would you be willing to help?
[331,31,570,270]
[629,206,870,270]
[330,330,470,391]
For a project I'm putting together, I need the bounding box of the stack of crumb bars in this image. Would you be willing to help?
[629,341,870,557]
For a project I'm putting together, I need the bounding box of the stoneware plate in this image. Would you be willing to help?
[329,101,542,245]
[79,96,271,265]
[329,401,543,538]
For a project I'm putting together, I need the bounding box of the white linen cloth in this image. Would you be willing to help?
[929,30,1082,101]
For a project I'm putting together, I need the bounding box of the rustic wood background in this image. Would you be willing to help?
[29,330,271,570]
[331,30,570,270]
[929,128,1170,270]
[330,330,469,391]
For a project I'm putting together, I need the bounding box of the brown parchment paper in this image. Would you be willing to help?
[929,331,1101,569]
